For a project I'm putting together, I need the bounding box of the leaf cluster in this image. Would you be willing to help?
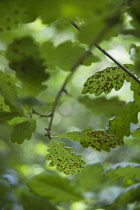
[0,0,140,209]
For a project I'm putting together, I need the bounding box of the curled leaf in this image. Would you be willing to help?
[59,128,123,152]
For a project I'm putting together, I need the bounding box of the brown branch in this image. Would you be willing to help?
[71,18,140,85]
[45,47,93,139]
[45,2,125,139]
[94,44,140,85]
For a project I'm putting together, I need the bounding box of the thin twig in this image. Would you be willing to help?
[45,48,93,139]
[94,44,140,85]
[46,2,125,139]
[71,22,140,85]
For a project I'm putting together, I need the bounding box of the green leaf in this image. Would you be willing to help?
[79,96,126,118]
[130,77,140,102]
[28,173,83,203]
[0,0,36,34]
[7,37,40,62]
[128,1,140,38]
[107,100,139,139]
[105,162,140,185]
[36,0,116,24]
[40,41,98,71]
[0,71,23,115]
[0,111,18,121]
[77,163,104,192]
[46,141,85,175]
[78,0,122,45]
[19,188,58,210]
[113,183,140,208]
[82,64,134,95]
[78,18,105,46]
[59,128,123,152]
[7,37,49,96]
[132,128,140,140]
[0,122,12,141]
[10,118,36,144]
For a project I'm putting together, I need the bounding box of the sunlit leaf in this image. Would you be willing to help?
[46,141,85,175]
[59,128,123,152]
[28,173,83,203]
[82,64,134,95]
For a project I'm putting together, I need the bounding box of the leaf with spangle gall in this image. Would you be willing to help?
[59,128,124,152]
[82,64,134,95]
[46,141,85,175]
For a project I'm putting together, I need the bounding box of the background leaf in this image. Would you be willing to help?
[28,173,83,203]
[79,96,126,118]
[10,118,36,144]
[105,162,140,185]
[19,188,58,210]
[110,183,140,209]
[0,71,23,115]
[76,163,104,192]
[0,112,18,121]
[40,41,98,71]
[7,37,49,96]
[132,128,140,140]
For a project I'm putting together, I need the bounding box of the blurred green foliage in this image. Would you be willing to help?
[0,0,140,209]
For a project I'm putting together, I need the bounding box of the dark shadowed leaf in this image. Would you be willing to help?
[19,188,58,210]
[7,37,49,96]
[40,41,98,71]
